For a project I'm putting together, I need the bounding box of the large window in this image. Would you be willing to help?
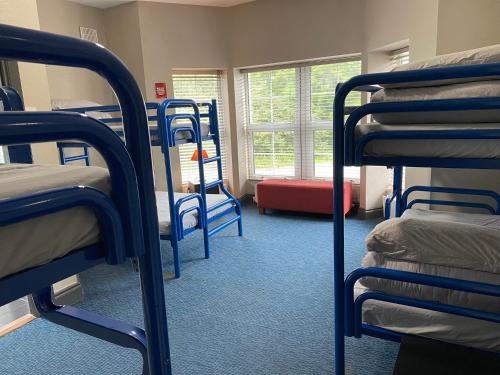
[242,59,361,180]
[172,72,228,184]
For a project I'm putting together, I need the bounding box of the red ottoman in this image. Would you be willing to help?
[256,179,352,216]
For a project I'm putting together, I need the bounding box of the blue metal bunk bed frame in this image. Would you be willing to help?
[333,63,500,374]
[57,99,243,278]
[0,24,171,374]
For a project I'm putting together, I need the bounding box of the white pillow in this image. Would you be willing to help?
[383,44,500,88]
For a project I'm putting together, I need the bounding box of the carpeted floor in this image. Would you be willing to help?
[0,203,399,374]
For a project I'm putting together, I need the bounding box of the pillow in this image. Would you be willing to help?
[382,44,500,89]
[371,80,500,124]
[51,99,112,120]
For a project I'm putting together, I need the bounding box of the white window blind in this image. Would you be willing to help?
[387,46,409,187]
[389,47,410,70]
[172,72,228,184]
[242,59,362,181]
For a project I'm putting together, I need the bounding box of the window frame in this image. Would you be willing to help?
[172,70,229,185]
[242,57,362,181]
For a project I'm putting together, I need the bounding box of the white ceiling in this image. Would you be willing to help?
[68,0,255,8]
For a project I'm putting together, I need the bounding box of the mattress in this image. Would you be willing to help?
[366,208,500,273]
[382,43,500,89]
[355,285,500,352]
[359,208,500,350]
[371,80,500,124]
[156,191,233,236]
[360,252,500,313]
[0,163,111,279]
[355,122,500,159]
[110,122,210,142]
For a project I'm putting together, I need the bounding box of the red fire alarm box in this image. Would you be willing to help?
[155,82,167,99]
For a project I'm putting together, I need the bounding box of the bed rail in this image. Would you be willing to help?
[344,267,500,338]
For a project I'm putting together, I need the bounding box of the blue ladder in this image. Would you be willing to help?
[57,141,91,166]
[203,100,243,240]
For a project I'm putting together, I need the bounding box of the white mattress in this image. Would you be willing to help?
[359,208,500,351]
[366,208,500,273]
[0,164,234,278]
[355,122,500,159]
[109,122,210,141]
[355,285,500,352]
[156,191,232,236]
[371,80,500,124]
[381,44,500,89]
[360,252,500,314]
[0,164,110,279]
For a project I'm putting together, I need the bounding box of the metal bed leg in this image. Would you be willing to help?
[171,239,181,279]
[236,206,243,237]
[203,227,210,259]
[136,252,172,373]
[334,85,346,375]
[32,287,149,374]
[393,166,403,217]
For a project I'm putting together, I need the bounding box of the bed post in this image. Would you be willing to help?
[333,83,347,375]
[393,166,403,217]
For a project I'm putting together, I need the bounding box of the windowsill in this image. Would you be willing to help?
[247,177,360,185]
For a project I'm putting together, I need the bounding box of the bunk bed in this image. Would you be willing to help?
[0,24,171,374]
[56,99,243,278]
[333,48,500,374]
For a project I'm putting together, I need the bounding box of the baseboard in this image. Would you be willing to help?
[0,314,35,337]
[239,194,254,205]
[357,207,383,220]
[53,280,84,306]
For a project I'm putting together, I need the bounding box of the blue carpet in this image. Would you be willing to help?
[0,204,398,374]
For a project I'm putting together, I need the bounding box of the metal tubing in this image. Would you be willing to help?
[353,291,500,338]
[0,186,125,265]
[401,185,500,214]
[333,83,347,375]
[32,287,149,374]
[0,112,141,258]
[0,24,171,374]
[407,198,496,214]
[393,166,403,217]
[208,215,241,237]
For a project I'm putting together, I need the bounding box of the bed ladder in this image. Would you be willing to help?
[57,142,91,166]
[203,100,243,239]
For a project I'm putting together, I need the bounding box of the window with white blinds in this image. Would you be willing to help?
[242,59,361,180]
[386,46,409,187]
[388,47,410,70]
[172,72,228,184]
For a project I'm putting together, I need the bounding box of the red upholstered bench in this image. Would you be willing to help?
[256,179,352,216]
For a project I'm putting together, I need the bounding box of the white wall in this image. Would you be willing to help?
[0,0,59,165]
[37,0,114,105]
[430,0,500,211]
[226,0,366,196]
[360,0,439,212]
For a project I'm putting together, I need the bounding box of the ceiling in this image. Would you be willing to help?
[68,0,255,8]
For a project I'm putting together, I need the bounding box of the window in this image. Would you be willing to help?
[388,47,410,70]
[386,46,409,187]
[242,59,361,180]
[172,72,228,184]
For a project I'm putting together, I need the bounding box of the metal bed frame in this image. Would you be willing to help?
[0,24,171,374]
[333,63,500,374]
[57,99,243,278]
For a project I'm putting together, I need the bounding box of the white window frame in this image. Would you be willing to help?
[242,57,362,181]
